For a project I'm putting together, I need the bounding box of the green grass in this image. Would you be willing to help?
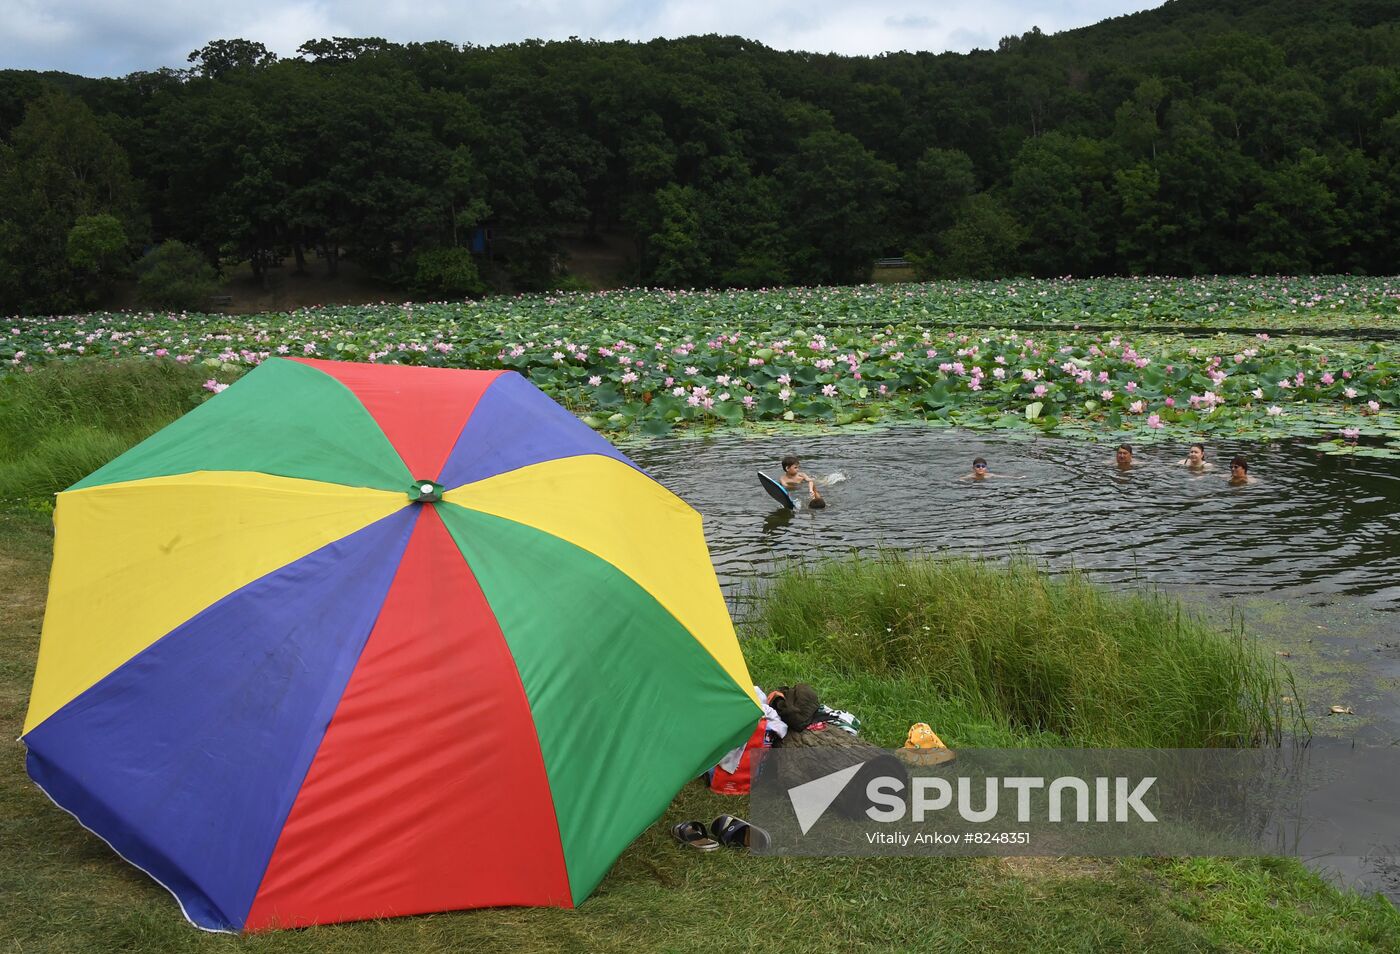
[744,553,1296,749]
[0,359,214,507]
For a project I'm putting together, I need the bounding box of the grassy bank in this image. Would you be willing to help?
[743,553,1297,749]
[0,359,212,508]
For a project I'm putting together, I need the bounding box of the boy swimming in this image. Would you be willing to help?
[778,455,815,493]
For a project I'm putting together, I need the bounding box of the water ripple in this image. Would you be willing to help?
[630,426,1400,612]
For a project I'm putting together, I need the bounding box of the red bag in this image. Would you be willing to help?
[708,719,769,795]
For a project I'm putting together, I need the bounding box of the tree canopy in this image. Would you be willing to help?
[2,0,1398,313]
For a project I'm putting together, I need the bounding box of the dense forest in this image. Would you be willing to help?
[1,0,1398,314]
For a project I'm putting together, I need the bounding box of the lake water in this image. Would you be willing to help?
[633,425,1400,899]
[631,426,1399,615]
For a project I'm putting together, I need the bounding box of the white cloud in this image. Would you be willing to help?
[0,0,1166,76]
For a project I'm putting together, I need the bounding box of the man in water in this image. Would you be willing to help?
[1178,443,1213,472]
[1228,456,1256,486]
[959,457,1020,481]
[1114,443,1134,470]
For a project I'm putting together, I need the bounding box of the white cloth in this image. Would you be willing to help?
[716,686,788,774]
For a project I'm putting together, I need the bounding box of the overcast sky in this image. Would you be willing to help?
[3,1,1167,78]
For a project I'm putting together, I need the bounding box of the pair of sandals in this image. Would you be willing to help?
[671,815,770,852]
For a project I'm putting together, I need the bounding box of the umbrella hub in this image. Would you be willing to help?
[409,480,443,503]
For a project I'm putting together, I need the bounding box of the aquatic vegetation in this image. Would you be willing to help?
[2,277,1397,451]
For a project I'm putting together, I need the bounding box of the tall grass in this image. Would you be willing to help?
[0,359,212,504]
[745,552,1295,748]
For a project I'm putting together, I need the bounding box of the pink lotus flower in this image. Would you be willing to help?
[1320,373,1334,385]
[621,371,638,384]
[743,395,755,408]
[821,384,837,397]
[1267,405,1283,417]
[154,348,168,357]
[1033,384,1047,397]
[202,379,228,394]
[588,375,602,386]
[1341,428,1360,441]
[1345,387,1358,399]
[1147,414,1163,429]
[1164,397,1175,407]
[1101,389,1113,401]
[1367,400,1381,413]
[1129,400,1145,414]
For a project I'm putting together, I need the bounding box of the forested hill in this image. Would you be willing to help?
[2,0,1398,314]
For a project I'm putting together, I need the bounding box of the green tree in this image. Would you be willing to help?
[186,39,278,79]
[412,247,486,298]
[934,193,1027,279]
[1008,132,1113,275]
[777,129,897,284]
[66,213,130,297]
[905,147,977,277]
[0,91,140,313]
[136,239,220,310]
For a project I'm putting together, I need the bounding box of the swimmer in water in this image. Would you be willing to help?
[1227,455,1256,486]
[1178,443,1213,472]
[778,454,815,493]
[808,485,827,509]
[959,456,1022,481]
[1113,443,1134,470]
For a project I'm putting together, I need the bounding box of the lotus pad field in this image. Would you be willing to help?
[3,277,1398,454]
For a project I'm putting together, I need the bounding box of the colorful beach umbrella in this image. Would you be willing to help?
[22,357,759,932]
